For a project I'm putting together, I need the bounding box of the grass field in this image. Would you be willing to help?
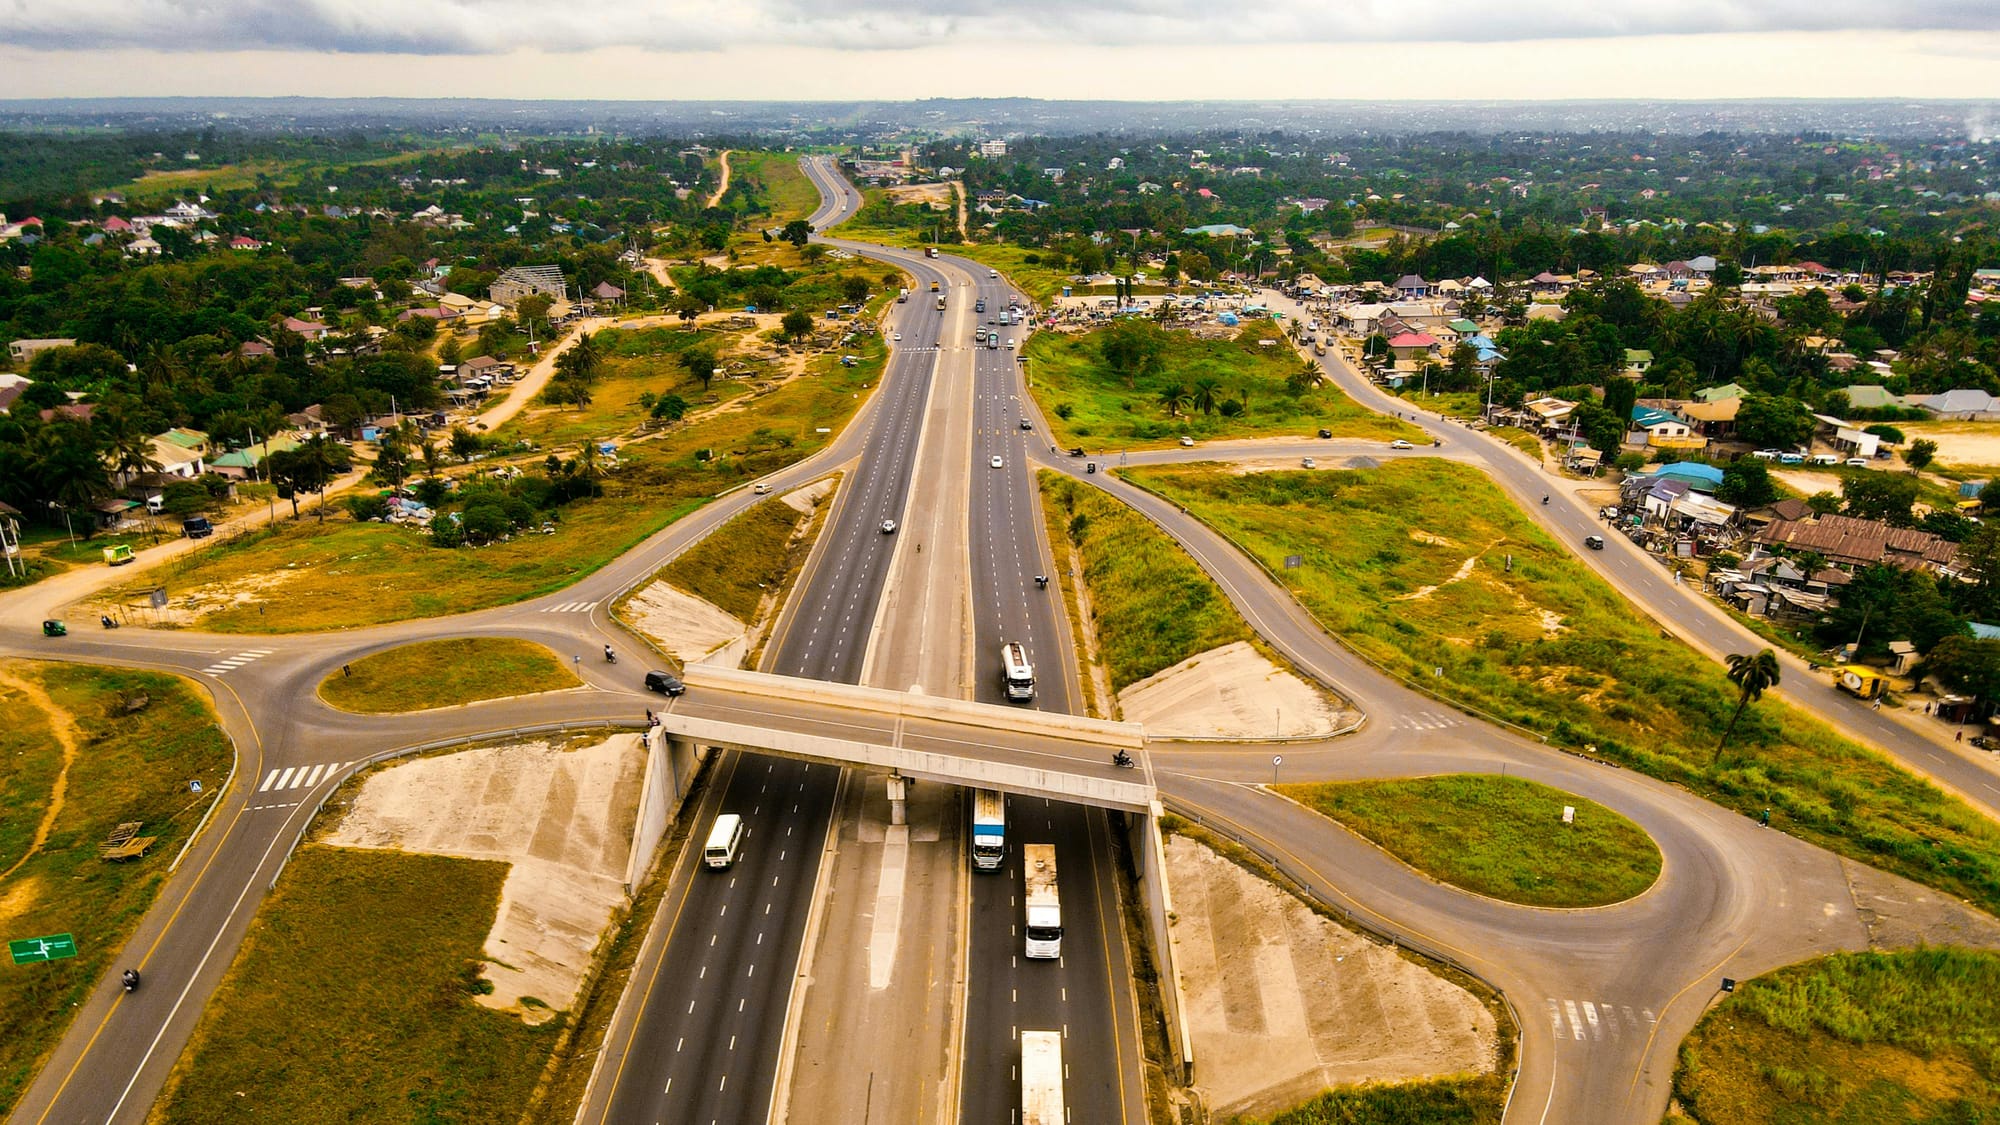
[1670,949,2000,1124]
[1125,458,2000,918]
[1490,426,1544,461]
[152,847,556,1125]
[1278,775,1662,907]
[496,324,755,450]
[1038,473,1250,689]
[727,150,821,224]
[1025,322,1420,450]
[1248,1073,1507,1125]
[661,497,811,622]
[317,638,579,713]
[107,336,887,633]
[837,189,1075,301]
[0,662,231,1116]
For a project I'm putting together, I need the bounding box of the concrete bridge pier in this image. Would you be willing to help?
[886,773,909,826]
[625,728,707,893]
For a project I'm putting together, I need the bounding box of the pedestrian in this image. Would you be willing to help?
[645,709,653,725]
[1760,808,1770,828]
[1871,699,1881,711]
[342,664,351,678]
[1957,730,1965,742]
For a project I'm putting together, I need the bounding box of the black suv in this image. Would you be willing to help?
[643,670,686,696]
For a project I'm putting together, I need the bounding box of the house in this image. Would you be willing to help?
[1842,384,1903,410]
[1754,513,1959,574]
[1648,462,1726,493]
[1623,349,1654,377]
[1521,396,1577,430]
[1678,397,1739,437]
[489,265,568,306]
[144,428,209,478]
[1694,383,1745,404]
[285,406,329,435]
[1629,406,1703,449]
[210,436,302,480]
[1916,389,2000,421]
[229,235,263,251]
[1686,255,1718,277]
[1393,274,1431,300]
[0,373,30,414]
[1385,331,1440,364]
[590,280,626,305]
[280,316,330,342]
[8,337,75,365]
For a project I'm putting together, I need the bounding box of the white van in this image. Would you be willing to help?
[704,813,745,869]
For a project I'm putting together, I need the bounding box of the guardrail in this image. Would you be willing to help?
[680,663,1147,749]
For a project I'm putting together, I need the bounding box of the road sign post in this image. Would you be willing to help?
[1271,754,1282,785]
[9,933,78,966]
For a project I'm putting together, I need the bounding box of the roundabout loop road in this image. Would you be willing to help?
[1,156,1986,1125]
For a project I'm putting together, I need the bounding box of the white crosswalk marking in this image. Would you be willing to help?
[1400,711,1458,730]
[201,648,275,676]
[256,762,347,795]
[1547,999,1657,1045]
[540,600,599,614]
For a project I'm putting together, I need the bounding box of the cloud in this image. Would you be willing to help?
[2,0,1996,55]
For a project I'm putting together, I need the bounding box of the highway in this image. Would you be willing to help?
[6,154,1996,1125]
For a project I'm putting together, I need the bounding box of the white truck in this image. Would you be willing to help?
[1000,641,1036,702]
[1023,843,1062,959]
[925,246,940,259]
[971,788,1006,871]
[897,287,908,303]
[1020,1030,1065,1125]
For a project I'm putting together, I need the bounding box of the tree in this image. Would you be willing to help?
[1715,458,1778,507]
[1904,438,1938,471]
[1191,377,1223,416]
[1817,564,1967,656]
[1285,364,1323,397]
[781,310,816,343]
[1842,472,1920,526]
[841,275,871,304]
[1601,378,1637,426]
[450,425,483,463]
[1100,320,1166,388]
[1806,490,1843,515]
[671,294,706,325]
[781,219,814,248]
[650,393,688,422]
[683,346,720,391]
[1718,649,1781,759]
[1863,423,1905,445]
[1734,393,1815,450]
[1922,635,2000,706]
[1158,383,1191,418]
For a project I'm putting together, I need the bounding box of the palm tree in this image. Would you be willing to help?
[1158,383,1191,418]
[569,331,602,380]
[1191,377,1222,416]
[1717,649,1781,760]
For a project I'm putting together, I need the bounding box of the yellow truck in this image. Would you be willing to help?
[1836,665,1887,700]
[102,544,135,566]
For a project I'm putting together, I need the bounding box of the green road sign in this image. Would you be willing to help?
[9,934,78,965]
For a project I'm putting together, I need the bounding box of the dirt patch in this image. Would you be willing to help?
[93,566,298,626]
[1119,641,1343,739]
[1168,835,1498,1119]
[780,477,836,515]
[1409,529,1452,547]
[323,734,645,1019]
[1771,468,1843,499]
[623,583,747,664]
[1901,421,2000,470]
[884,182,954,208]
[1840,858,2000,951]
[0,667,83,884]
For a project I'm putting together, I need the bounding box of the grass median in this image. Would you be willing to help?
[1039,472,1249,690]
[1025,320,1420,450]
[1669,949,2000,1123]
[0,662,231,1116]
[317,638,580,713]
[1126,458,2000,918]
[109,336,887,633]
[660,496,812,622]
[151,846,554,1125]
[1278,775,1662,908]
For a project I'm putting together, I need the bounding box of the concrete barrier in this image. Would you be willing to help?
[681,664,1146,749]
[658,710,1155,813]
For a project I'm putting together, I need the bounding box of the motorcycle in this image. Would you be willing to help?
[603,646,617,664]
[121,969,140,993]
[100,614,120,629]
[1541,495,1549,506]
[1112,750,1136,769]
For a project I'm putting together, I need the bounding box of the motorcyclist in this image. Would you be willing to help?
[603,644,616,663]
[1112,749,1134,768]
[1542,495,1550,506]
[121,968,140,991]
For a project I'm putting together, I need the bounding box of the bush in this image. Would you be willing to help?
[345,495,389,522]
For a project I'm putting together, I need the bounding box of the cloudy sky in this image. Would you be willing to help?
[0,1,1996,99]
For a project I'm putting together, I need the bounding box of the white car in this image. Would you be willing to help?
[1389,439,1414,450]
[880,519,897,534]
[989,269,999,278]
[1179,436,1195,447]
[990,455,1004,469]
[892,332,901,342]
[1301,457,1316,469]
[1846,457,1870,467]
[1004,338,1016,349]
[753,483,772,495]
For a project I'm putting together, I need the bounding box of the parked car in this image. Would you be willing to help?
[1752,449,1782,461]
[1809,453,1840,466]
[1779,452,1806,465]
[1846,457,1871,467]
[182,516,214,539]
[643,670,686,696]
[1389,439,1414,450]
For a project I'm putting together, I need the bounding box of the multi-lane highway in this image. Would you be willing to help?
[7,151,1996,1125]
